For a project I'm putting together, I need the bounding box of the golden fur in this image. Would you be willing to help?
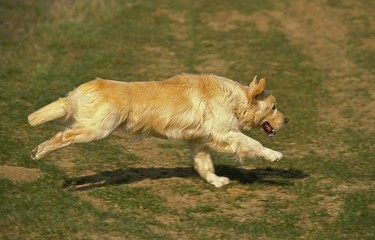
[28,74,288,187]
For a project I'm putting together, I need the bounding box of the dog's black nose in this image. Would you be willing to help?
[284,117,289,124]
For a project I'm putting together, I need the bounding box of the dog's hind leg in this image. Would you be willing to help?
[31,128,92,160]
[31,124,114,160]
[189,141,230,188]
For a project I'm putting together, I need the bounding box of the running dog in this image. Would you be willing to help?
[28,74,288,187]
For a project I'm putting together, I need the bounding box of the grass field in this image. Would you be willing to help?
[1,0,374,239]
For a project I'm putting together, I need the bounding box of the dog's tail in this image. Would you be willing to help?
[28,98,71,126]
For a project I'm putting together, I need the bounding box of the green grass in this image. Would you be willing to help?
[1,0,374,239]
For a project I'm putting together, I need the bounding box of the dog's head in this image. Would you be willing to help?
[244,76,289,136]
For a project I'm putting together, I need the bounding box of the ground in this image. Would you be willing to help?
[0,0,374,239]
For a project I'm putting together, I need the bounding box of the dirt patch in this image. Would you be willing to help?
[137,45,187,80]
[0,165,42,182]
[322,195,343,221]
[224,187,295,222]
[202,10,255,32]
[152,9,186,24]
[334,181,375,193]
[195,53,233,74]
[309,194,343,223]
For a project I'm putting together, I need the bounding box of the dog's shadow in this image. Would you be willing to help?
[63,166,308,191]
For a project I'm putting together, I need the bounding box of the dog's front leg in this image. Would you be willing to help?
[228,132,283,162]
[189,141,230,188]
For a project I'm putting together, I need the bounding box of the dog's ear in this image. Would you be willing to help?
[248,76,266,101]
[249,75,258,88]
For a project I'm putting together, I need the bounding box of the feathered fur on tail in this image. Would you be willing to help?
[28,98,70,126]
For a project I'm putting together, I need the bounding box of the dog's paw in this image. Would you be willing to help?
[31,147,39,160]
[263,148,283,162]
[207,174,231,188]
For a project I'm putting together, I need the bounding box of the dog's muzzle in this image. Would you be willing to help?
[262,118,289,136]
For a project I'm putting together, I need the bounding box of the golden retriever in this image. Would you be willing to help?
[28,74,288,187]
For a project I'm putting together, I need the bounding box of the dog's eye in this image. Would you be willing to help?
[272,105,276,110]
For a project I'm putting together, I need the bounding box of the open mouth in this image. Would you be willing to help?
[262,122,275,136]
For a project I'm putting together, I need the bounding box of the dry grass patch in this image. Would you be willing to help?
[0,165,42,182]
